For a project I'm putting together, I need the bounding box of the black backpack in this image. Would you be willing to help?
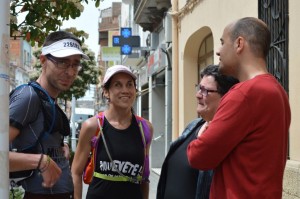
[9,81,57,182]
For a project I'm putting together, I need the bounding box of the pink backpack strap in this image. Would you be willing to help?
[91,112,104,148]
[96,112,104,125]
[135,115,151,181]
[135,115,151,145]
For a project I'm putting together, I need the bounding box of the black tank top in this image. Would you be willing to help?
[87,115,144,199]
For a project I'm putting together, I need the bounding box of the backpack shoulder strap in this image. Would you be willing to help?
[135,115,151,146]
[10,82,56,153]
[28,82,56,142]
[90,112,104,148]
[9,83,28,97]
[135,115,151,181]
[95,112,104,136]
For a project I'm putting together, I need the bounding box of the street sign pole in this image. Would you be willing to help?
[71,95,77,151]
[0,0,10,197]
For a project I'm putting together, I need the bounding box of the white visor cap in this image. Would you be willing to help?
[41,38,89,60]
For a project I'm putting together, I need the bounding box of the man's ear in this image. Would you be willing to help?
[40,55,47,66]
[235,36,245,54]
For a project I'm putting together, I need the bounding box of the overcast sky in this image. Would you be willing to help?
[62,0,121,56]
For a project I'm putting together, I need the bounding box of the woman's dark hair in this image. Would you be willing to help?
[200,65,239,96]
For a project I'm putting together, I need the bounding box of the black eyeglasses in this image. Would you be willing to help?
[46,54,82,72]
[195,84,219,97]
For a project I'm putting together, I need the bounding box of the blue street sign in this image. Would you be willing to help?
[121,28,132,38]
[113,37,120,45]
[112,27,140,55]
[121,45,132,55]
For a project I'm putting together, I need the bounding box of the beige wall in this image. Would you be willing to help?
[176,0,257,132]
[181,26,212,128]
[288,0,300,162]
[284,1,300,193]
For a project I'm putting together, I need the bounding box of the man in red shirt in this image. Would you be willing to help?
[187,17,291,199]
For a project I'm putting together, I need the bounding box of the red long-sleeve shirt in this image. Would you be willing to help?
[187,74,290,199]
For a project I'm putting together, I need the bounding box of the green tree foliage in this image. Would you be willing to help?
[31,27,100,100]
[10,0,102,46]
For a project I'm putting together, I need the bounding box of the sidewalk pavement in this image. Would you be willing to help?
[149,168,160,199]
[82,169,161,199]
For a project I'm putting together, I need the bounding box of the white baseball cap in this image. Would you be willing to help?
[103,65,137,85]
[41,38,89,60]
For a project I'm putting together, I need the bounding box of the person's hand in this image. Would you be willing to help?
[62,143,70,160]
[39,155,62,188]
[197,121,210,137]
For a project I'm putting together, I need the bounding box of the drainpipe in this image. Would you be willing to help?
[0,0,10,197]
[161,47,172,154]
[171,0,179,139]
[71,95,77,151]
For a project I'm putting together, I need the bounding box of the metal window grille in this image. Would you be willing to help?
[259,0,289,94]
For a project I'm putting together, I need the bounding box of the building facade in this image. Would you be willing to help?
[97,2,122,112]
[131,0,172,169]
[9,38,33,90]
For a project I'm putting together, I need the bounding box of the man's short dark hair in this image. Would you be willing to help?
[230,17,271,58]
[200,65,239,96]
[43,31,81,47]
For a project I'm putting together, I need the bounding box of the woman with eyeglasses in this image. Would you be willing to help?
[156,64,238,199]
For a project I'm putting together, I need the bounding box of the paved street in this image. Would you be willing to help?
[82,169,160,199]
[149,169,160,199]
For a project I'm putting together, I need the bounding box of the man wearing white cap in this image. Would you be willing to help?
[9,31,89,198]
